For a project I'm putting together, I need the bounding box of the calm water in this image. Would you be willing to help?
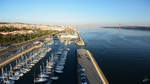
[78,27,150,84]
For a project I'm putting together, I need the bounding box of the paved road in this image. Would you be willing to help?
[0,45,42,68]
[0,35,51,64]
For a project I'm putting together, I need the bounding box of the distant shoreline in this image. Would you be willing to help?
[101,26,150,31]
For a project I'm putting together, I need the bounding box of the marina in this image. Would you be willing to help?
[0,34,72,84]
[34,44,70,84]
[1,0,150,84]
[0,30,109,84]
[0,40,52,84]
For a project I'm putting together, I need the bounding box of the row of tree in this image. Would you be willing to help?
[0,26,21,32]
[0,30,59,45]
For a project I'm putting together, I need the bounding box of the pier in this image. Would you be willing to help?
[75,31,85,46]
[77,49,109,84]
[0,44,43,68]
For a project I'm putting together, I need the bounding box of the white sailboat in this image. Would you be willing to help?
[34,66,48,83]
[0,67,6,79]
[50,76,59,80]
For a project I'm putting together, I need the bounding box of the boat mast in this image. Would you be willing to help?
[9,64,13,76]
[1,67,4,75]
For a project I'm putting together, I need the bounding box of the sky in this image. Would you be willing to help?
[0,0,150,26]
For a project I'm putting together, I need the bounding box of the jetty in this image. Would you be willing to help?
[75,31,85,46]
[77,49,109,84]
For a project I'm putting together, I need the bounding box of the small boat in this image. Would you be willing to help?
[30,62,35,66]
[56,65,64,69]
[47,48,52,52]
[14,70,24,78]
[34,65,48,83]
[55,70,63,74]
[0,67,7,79]
[142,74,150,84]
[50,76,59,80]
[46,65,53,69]
[55,66,64,70]
[45,60,53,69]
[40,55,44,58]
[38,73,49,78]
[38,66,49,78]
[33,59,39,63]
[66,48,70,51]
[45,70,51,75]
[9,75,20,81]
[3,79,15,84]
[34,77,47,83]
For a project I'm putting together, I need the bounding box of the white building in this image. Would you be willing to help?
[60,34,78,39]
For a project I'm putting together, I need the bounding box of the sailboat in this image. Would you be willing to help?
[5,64,15,84]
[0,67,7,79]
[50,76,59,80]
[34,66,48,83]
[4,67,14,84]
[34,77,47,83]
[39,64,49,78]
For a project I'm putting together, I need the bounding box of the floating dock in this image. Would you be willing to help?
[77,49,109,84]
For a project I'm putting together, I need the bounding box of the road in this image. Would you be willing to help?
[0,34,52,65]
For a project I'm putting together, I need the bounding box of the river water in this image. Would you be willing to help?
[78,27,150,84]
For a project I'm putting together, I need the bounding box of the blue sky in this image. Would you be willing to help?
[0,0,150,25]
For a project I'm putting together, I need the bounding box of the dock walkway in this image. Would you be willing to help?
[75,31,85,46]
[77,49,109,84]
